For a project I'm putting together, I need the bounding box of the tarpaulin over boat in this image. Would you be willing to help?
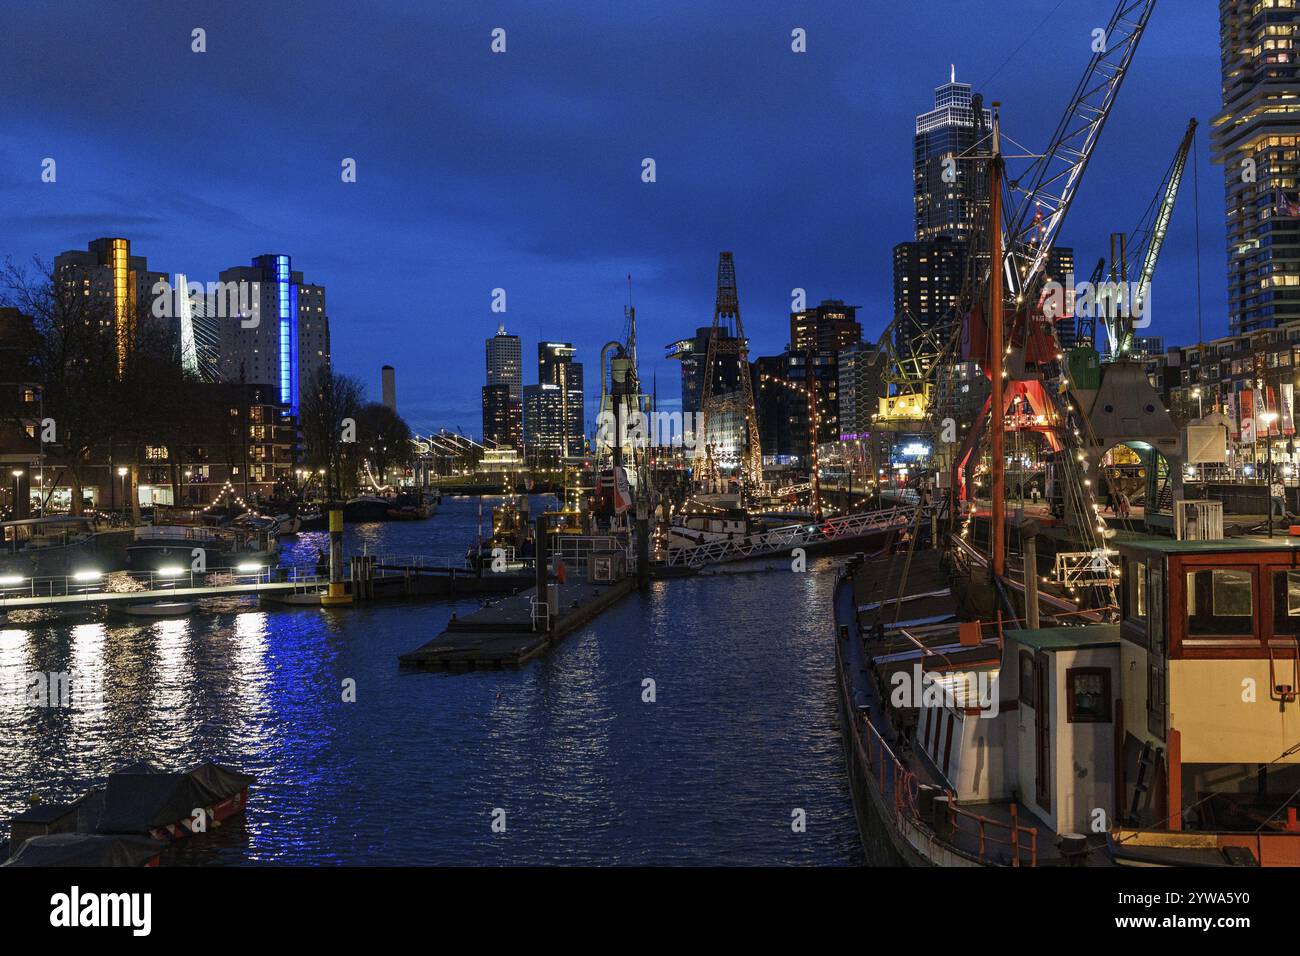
[96,761,254,835]
[2,833,163,867]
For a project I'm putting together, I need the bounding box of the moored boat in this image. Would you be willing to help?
[4,760,255,864]
[119,601,196,618]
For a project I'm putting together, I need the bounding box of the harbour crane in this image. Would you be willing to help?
[1103,117,1198,358]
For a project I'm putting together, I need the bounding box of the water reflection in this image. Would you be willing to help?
[0,498,861,865]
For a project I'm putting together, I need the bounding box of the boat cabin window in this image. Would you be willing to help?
[1186,569,1254,636]
[1272,570,1300,635]
[1018,651,1035,708]
[1128,560,1147,620]
[1066,667,1111,723]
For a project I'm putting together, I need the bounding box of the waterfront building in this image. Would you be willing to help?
[141,382,296,507]
[1164,322,1300,477]
[216,254,330,418]
[53,237,166,378]
[838,341,887,441]
[1213,0,1300,334]
[0,308,43,517]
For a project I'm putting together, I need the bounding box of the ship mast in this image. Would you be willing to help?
[989,104,1006,580]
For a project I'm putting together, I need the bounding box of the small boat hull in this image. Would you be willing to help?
[121,602,195,618]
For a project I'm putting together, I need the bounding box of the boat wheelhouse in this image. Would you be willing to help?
[0,515,107,577]
[1105,532,1300,865]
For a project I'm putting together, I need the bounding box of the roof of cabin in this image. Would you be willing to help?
[1110,530,1300,556]
[1007,625,1120,651]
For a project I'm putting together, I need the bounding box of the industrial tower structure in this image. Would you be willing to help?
[700,252,762,488]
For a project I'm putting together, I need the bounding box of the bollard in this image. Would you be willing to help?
[534,515,549,633]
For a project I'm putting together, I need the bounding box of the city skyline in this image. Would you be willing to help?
[0,1,1224,437]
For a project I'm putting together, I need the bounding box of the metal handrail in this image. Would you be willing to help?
[849,676,1038,866]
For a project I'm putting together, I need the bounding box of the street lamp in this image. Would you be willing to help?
[117,466,128,518]
[1263,410,1281,537]
[1191,387,1202,419]
[10,469,22,518]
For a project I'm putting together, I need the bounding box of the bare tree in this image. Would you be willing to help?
[300,364,364,501]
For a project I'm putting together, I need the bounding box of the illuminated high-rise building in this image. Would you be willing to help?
[217,254,330,417]
[534,342,584,456]
[790,299,862,354]
[53,237,166,377]
[483,325,522,447]
[914,68,991,243]
[1213,0,1300,334]
[486,325,522,402]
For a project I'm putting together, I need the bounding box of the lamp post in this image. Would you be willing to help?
[1263,410,1280,537]
[117,466,128,519]
[11,469,22,519]
[1192,387,1202,420]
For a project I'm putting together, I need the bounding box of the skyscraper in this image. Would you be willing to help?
[1213,1,1300,334]
[216,254,330,417]
[666,327,717,418]
[485,325,522,402]
[533,342,584,457]
[53,237,166,378]
[914,68,991,243]
[789,300,862,354]
[483,325,522,447]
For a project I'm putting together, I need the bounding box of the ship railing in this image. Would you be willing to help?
[850,701,922,829]
[849,682,1038,866]
[940,800,1038,868]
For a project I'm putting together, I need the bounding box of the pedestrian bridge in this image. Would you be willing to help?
[0,566,330,611]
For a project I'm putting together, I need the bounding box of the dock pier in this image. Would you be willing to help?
[398,578,635,670]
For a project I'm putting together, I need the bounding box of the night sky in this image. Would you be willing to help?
[0,0,1223,438]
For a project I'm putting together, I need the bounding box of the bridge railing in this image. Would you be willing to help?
[0,563,328,604]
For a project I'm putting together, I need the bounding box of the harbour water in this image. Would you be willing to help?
[0,496,861,865]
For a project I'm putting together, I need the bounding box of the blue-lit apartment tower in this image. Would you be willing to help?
[217,254,329,418]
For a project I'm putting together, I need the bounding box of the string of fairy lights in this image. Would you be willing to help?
[198,479,269,520]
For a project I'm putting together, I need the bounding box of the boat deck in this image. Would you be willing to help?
[838,547,1112,866]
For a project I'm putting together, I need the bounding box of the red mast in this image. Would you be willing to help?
[989,104,1006,580]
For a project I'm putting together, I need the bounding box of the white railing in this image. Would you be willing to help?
[0,563,330,605]
[1174,500,1224,541]
[664,506,915,569]
[554,535,632,576]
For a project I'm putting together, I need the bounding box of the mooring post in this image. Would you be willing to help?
[534,515,549,632]
[322,506,352,606]
[635,502,650,591]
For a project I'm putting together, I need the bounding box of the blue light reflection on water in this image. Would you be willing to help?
[0,496,861,865]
